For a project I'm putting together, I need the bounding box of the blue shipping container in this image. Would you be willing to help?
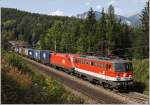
[34,50,41,61]
[40,50,51,64]
[28,49,34,59]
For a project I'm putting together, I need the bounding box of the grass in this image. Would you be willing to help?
[2,50,149,104]
[27,59,85,104]
[1,51,85,104]
[132,59,149,95]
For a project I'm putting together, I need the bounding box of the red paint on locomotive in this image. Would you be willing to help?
[50,53,79,70]
[72,55,133,82]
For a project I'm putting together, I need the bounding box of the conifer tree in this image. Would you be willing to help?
[139,1,149,58]
[106,5,117,55]
[83,8,96,52]
[96,8,107,55]
[85,8,96,33]
[130,2,149,59]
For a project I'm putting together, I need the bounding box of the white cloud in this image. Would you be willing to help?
[85,2,91,6]
[137,0,148,3]
[108,0,116,6]
[115,7,121,14]
[49,10,64,16]
[96,5,102,9]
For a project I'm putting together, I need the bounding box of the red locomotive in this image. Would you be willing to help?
[50,53,79,71]
[73,55,133,89]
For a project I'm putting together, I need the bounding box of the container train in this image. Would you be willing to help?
[14,47,134,90]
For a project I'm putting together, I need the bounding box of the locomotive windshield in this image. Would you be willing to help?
[114,63,132,72]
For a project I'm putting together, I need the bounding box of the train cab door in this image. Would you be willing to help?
[105,64,112,80]
[70,56,75,68]
[102,64,112,88]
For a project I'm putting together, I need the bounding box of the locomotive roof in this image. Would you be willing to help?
[78,55,131,63]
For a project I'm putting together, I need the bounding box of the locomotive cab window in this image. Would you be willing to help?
[125,63,133,71]
[106,64,109,70]
[85,61,89,65]
[74,59,77,63]
[114,63,125,72]
[91,62,95,66]
[75,58,79,63]
[68,58,71,62]
[114,63,133,72]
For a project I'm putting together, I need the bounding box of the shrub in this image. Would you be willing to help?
[1,52,85,104]
[133,59,149,95]
[5,52,33,74]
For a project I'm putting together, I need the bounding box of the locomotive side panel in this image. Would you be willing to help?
[73,57,115,81]
[50,53,73,71]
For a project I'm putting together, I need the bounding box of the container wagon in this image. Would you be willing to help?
[28,48,34,59]
[40,50,51,64]
[34,50,41,61]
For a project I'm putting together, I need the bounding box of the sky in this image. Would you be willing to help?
[0,0,148,17]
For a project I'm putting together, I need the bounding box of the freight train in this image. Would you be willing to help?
[14,47,134,90]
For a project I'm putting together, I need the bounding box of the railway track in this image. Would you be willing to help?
[116,92,149,104]
[95,85,149,104]
[22,56,149,104]
[122,92,149,104]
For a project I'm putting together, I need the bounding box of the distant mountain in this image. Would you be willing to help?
[76,11,140,26]
[128,13,140,26]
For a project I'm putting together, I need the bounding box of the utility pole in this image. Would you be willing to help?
[54,39,57,52]
[107,41,110,55]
